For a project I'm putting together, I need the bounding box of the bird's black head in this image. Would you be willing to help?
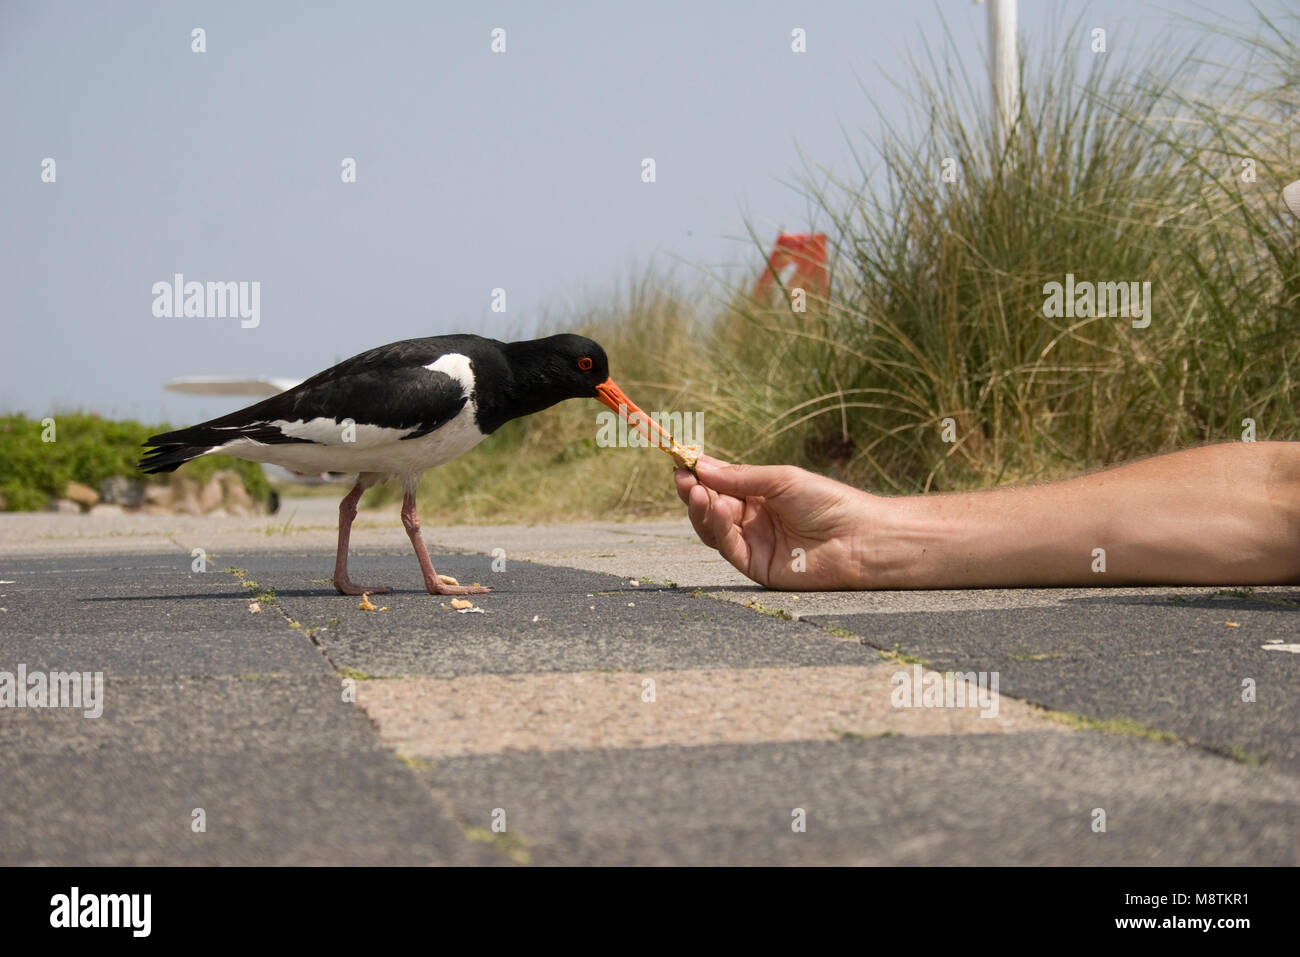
[492,332,675,452]
[539,333,611,398]
[506,333,608,397]
[489,334,615,429]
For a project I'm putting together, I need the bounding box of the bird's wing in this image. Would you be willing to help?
[147,359,471,450]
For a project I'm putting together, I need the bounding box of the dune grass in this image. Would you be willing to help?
[391,9,1298,524]
[705,13,1299,493]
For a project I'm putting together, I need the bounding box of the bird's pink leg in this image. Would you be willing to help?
[401,490,491,596]
[333,481,391,596]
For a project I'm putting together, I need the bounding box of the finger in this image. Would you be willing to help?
[686,483,721,549]
[693,459,800,499]
[688,483,760,577]
[687,482,750,560]
[673,467,697,505]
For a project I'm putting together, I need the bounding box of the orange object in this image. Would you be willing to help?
[753,232,829,300]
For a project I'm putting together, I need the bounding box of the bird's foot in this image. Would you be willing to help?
[334,579,393,596]
[426,580,492,596]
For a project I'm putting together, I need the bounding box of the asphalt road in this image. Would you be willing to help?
[1,507,1297,865]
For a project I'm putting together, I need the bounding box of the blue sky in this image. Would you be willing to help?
[0,0,1265,423]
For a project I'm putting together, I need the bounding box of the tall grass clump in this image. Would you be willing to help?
[399,10,1298,522]
[704,12,1299,493]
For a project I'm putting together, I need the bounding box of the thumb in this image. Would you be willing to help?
[693,458,799,498]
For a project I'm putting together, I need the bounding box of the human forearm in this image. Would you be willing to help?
[866,442,1300,587]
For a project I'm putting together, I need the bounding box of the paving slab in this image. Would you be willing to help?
[0,750,497,865]
[0,676,372,754]
[357,665,1060,758]
[417,733,1300,866]
[235,551,877,677]
[0,675,498,866]
[2,521,1296,866]
[811,600,1300,771]
[0,554,329,677]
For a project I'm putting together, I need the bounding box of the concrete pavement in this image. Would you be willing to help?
[0,499,1296,864]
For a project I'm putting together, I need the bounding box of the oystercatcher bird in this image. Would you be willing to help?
[138,333,670,596]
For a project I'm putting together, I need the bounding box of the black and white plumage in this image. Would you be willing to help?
[139,333,657,596]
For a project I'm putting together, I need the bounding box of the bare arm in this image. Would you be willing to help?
[674,443,1300,589]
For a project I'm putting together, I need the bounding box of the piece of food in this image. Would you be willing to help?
[632,414,700,473]
[669,442,700,472]
[449,598,474,610]
[437,574,459,586]
[359,593,378,611]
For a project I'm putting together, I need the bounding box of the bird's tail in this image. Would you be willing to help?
[137,426,218,474]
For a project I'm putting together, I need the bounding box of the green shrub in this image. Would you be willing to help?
[0,413,271,511]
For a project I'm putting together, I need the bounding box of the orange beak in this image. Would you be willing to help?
[594,378,676,454]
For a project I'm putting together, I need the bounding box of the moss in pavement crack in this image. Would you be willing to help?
[822,625,856,639]
[464,825,532,866]
[221,566,334,649]
[221,566,277,606]
[338,666,382,681]
[877,646,928,667]
[1034,709,1179,744]
[742,599,793,620]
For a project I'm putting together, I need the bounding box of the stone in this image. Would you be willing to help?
[64,481,99,509]
[170,475,201,515]
[47,498,81,515]
[99,476,144,507]
[221,474,254,513]
[197,475,224,513]
[89,503,126,517]
[143,484,174,508]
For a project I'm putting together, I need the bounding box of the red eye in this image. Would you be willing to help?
[578,357,593,371]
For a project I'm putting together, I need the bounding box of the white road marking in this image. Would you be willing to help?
[1261,644,1300,653]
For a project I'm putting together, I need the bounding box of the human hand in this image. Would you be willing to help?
[674,455,879,589]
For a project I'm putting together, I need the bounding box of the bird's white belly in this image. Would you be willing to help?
[216,402,487,478]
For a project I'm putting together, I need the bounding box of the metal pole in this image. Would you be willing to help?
[985,0,1019,153]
